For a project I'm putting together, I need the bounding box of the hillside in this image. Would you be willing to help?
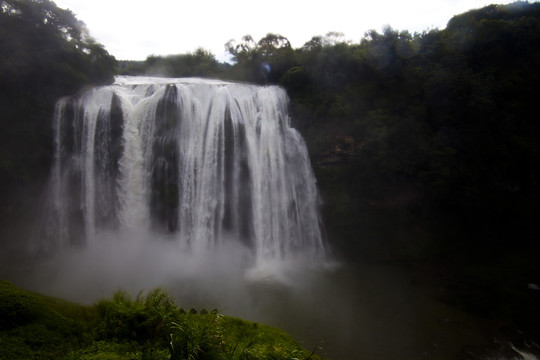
[0,280,321,360]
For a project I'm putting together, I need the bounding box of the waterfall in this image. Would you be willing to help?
[40,76,325,265]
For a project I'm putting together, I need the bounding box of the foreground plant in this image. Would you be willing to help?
[0,282,322,360]
[169,310,223,360]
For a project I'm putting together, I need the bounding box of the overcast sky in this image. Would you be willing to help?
[53,0,516,61]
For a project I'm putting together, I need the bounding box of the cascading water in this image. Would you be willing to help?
[39,76,325,267]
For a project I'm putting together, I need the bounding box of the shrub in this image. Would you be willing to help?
[169,311,224,360]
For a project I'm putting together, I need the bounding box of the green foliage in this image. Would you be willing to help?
[1,282,321,360]
[169,312,223,360]
[117,60,147,75]
[135,48,228,78]
[224,33,297,83]
[63,341,165,360]
[95,289,320,360]
[95,288,178,348]
[0,0,116,91]
[0,280,95,359]
[220,317,318,360]
[0,0,116,224]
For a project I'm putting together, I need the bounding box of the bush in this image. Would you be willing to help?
[169,312,223,360]
[95,289,177,346]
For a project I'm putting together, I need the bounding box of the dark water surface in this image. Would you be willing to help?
[221,262,497,360]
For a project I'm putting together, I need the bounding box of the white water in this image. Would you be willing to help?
[39,76,325,269]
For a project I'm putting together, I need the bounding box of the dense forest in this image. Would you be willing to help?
[2,0,540,352]
[0,0,115,223]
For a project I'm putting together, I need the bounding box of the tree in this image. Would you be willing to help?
[142,48,224,78]
[0,0,116,222]
[225,33,296,83]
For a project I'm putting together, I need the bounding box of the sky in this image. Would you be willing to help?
[52,0,517,61]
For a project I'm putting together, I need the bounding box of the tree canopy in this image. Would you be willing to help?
[0,0,116,219]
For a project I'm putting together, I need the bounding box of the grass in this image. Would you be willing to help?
[0,280,96,360]
[0,280,322,360]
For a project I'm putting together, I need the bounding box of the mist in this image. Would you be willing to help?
[2,225,504,360]
[4,226,310,302]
